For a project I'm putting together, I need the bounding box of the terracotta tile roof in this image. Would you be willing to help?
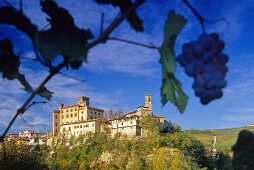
[154,115,164,118]
[62,104,80,109]
[53,110,60,113]
[24,130,42,133]
[88,106,104,112]
[126,111,137,115]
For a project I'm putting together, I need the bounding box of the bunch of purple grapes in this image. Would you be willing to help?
[177,33,228,104]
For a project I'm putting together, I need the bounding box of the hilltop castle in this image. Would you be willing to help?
[52,94,167,138]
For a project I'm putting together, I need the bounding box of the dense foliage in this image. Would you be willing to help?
[1,130,235,169]
[0,143,48,170]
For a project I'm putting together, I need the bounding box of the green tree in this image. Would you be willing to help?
[0,143,48,169]
[232,130,254,170]
[139,114,159,135]
[152,147,191,170]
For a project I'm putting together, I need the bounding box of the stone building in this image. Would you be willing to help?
[52,96,106,137]
[7,130,47,148]
[52,94,167,138]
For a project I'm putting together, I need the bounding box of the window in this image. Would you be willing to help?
[66,109,69,112]
[98,113,100,115]
[92,124,94,127]
[55,115,57,118]
[122,122,123,125]
[63,128,66,131]
[55,129,57,133]
[80,125,82,128]
[69,127,71,131]
[70,114,73,118]
[95,112,96,115]
[75,108,77,111]
[91,111,93,113]
[66,114,69,118]
[130,121,133,124]
[81,116,83,121]
[81,111,83,113]
[91,116,93,119]
[71,109,73,112]
[86,125,89,127]
[74,126,76,129]
[62,115,64,119]
[75,113,77,117]
[55,122,57,126]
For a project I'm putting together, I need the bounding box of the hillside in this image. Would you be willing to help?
[186,126,254,151]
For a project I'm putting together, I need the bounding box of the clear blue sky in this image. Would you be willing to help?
[1,0,254,134]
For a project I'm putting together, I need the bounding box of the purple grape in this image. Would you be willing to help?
[177,32,228,104]
[185,63,195,76]
[194,44,205,59]
[203,51,215,63]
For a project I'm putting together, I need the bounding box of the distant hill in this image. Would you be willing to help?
[185,126,254,151]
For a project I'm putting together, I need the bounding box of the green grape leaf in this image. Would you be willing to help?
[159,10,188,113]
[17,74,33,93]
[37,86,53,100]
[0,39,20,80]
[95,0,144,32]
[34,0,94,65]
[69,60,83,70]
[0,7,38,39]
[17,74,53,100]
[0,38,52,100]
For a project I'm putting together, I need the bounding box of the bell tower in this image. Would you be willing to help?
[145,94,152,111]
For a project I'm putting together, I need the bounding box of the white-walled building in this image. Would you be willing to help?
[7,130,47,148]
[52,94,167,138]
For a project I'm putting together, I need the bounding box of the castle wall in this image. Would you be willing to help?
[60,120,99,137]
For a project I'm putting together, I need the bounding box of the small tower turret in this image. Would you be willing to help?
[78,96,90,107]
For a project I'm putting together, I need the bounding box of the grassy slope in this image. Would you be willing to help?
[186,126,254,151]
